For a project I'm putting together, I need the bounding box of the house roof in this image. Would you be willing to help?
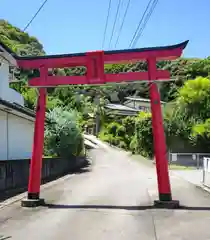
[105,103,140,112]
[0,98,35,119]
[125,96,165,104]
[0,42,17,66]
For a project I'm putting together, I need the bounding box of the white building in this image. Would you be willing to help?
[124,96,165,112]
[0,42,35,160]
[105,103,140,116]
[105,96,166,116]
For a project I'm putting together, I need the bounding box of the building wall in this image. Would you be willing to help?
[0,111,7,160]
[125,100,151,112]
[125,100,165,112]
[8,113,34,159]
[0,60,24,106]
[0,110,34,160]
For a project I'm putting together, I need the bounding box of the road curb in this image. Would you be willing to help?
[171,171,210,195]
[195,184,210,194]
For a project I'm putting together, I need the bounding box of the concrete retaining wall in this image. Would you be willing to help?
[0,156,87,201]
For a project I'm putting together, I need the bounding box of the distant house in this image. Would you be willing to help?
[105,103,139,116]
[0,42,35,160]
[105,96,165,116]
[124,96,165,112]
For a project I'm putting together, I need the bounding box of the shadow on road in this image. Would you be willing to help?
[43,203,210,211]
[0,236,12,240]
[44,204,152,210]
[72,168,91,174]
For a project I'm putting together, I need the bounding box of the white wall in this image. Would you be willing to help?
[8,114,34,160]
[0,60,24,106]
[0,110,8,160]
[0,110,34,160]
[125,100,151,112]
[125,100,165,112]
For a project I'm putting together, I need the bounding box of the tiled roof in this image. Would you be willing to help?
[105,103,139,112]
[0,98,35,118]
[125,96,165,104]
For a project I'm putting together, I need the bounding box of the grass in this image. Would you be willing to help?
[43,156,54,158]
[168,164,196,170]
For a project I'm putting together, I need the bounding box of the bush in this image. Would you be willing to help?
[44,107,84,158]
[191,118,210,151]
[164,77,210,152]
[106,122,121,135]
[130,135,137,154]
[99,130,122,146]
[99,122,127,149]
[122,116,135,132]
[135,112,154,158]
[122,116,136,148]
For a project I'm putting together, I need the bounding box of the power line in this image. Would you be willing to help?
[102,0,112,49]
[131,0,158,48]
[129,0,154,48]
[114,0,131,48]
[23,0,49,31]
[108,0,123,49]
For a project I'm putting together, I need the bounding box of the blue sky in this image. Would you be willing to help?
[1,0,210,58]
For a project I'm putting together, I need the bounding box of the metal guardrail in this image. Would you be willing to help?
[202,157,210,187]
[169,152,210,169]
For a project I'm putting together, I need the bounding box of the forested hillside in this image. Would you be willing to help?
[0,20,44,56]
[1,19,207,105]
[1,20,210,158]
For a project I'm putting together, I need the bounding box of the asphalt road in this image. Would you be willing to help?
[1,148,210,239]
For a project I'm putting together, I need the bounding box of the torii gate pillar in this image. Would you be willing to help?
[148,58,177,206]
[21,69,47,207]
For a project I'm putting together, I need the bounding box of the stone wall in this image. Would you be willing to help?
[0,156,87,201]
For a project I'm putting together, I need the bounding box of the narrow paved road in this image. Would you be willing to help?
[1,147,210,239]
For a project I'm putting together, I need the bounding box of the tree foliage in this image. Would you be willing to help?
[134,112,153,158]
[45,108,84,158]
[2,20,210,158]
[177,77,210,120]
[0,20,44,56]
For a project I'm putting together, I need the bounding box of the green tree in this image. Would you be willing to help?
[177,77,210,120]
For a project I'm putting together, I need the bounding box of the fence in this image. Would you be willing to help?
[202,157,210,187]
[168,152,210,168]
[0,156,87,201]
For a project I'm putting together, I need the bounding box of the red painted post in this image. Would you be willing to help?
[27,69,47,200]
[148,58,172,202]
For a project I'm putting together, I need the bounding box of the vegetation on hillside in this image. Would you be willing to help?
[0,20,44,56]
[1,19,210,158]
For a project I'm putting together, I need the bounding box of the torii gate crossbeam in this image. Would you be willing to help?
[6,40,188,208]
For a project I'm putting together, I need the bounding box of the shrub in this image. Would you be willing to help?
[130,135,137,154]
[44,107,84,158]
[135,112,154,158]
[106,122,121,135]
[99,122,127,149]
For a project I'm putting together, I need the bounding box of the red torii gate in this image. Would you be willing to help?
[12,40,188,207]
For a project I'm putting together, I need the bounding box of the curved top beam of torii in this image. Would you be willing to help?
[0,40,188,87]
[1,40,188,68]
